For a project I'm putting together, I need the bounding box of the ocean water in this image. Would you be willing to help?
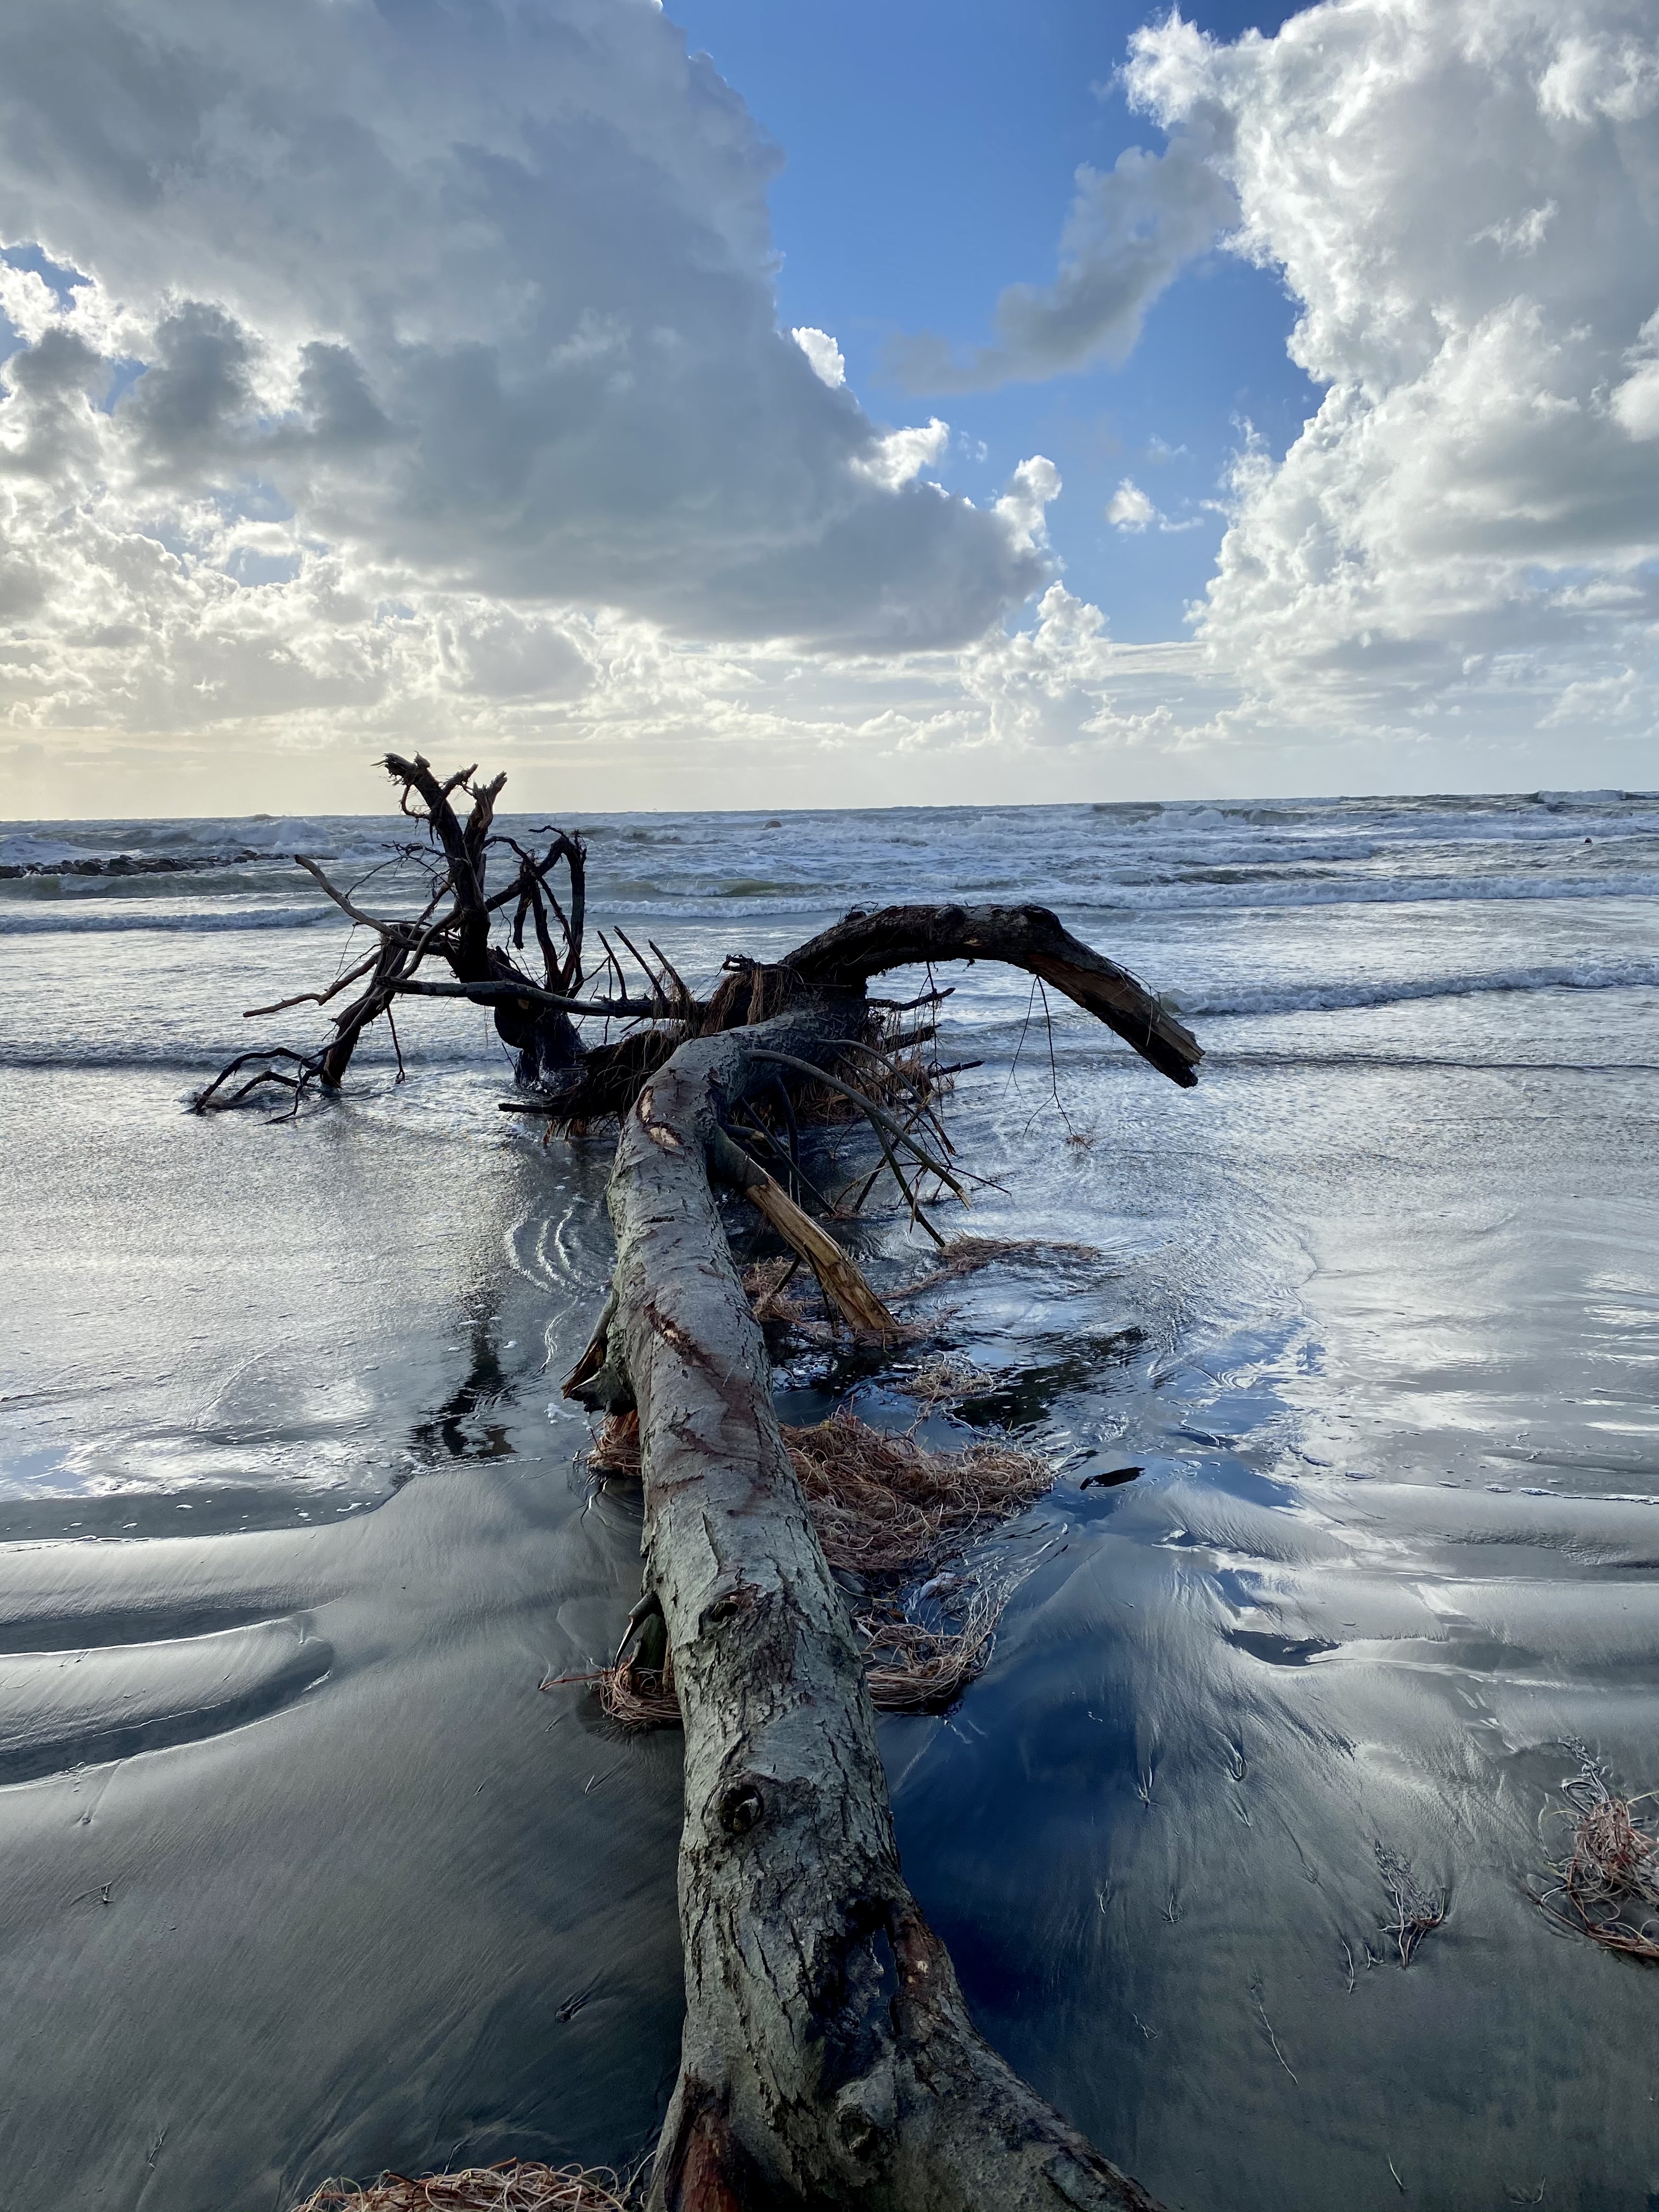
[1,789,1656,2211]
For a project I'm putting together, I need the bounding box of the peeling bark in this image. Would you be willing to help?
[571,991,1175,2212]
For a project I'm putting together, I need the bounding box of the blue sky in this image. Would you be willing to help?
[670,0,1319,638]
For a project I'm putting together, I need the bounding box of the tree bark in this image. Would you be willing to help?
[770,902,1199,1088]
[533,900,1200,1133]
[569,962,1177,2211]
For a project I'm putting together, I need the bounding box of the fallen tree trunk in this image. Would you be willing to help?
[568,991,1173,2212]
[191,761,1200,2207]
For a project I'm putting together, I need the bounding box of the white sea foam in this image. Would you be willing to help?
[1181,961,1659,1019]
[0,905,340,935]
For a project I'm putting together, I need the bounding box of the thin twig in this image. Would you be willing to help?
[243,950,379,1020]
[1250,1979,1299,2085]
[746,1049,970,1204]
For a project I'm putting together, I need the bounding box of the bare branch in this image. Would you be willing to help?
[746,1047,970,1205]
[709,1127,901,1338]
[242,950,380,1020]
[292,854,404,933]
[393,978,655,1019]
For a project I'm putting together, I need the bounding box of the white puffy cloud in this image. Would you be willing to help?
[4,0,1656,809]
[851,416,950,490]
[887,137,1237,392]
[1127,0,1659,738]
[1106,479,1158,531]
[0,0,1046,657]
[791,326,846,388]
[994,455,1063,557]
[1611,312,1659,441]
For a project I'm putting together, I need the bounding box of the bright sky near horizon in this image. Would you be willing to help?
[0,0,1654,816]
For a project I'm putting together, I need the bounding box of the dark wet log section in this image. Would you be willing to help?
[196,759,1203,2210]
[567,1009,1175,2212]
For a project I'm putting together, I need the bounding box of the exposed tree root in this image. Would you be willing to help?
[290,2160,632,2211]
[198,755,1199,1130]
[1536,1741,1659,1961]
[194,753,631,1111]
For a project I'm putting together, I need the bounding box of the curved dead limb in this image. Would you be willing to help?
[190,1046,326,1114]
[533,896,1198,1133]
[568,1005,1164,2212]
[782,902,1201,1088]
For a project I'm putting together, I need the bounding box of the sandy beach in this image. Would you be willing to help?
[2,794,1656,2208]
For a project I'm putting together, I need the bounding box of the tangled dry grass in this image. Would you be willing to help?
[585,1410,645,1479]
[562,1579,1013,1728]
[594,1662,682,1730]
[1537,1741,1659,1961]
[586,1407,1050,1580]
[290,2160,631,2211]
[891,1351,996,1413]
[567,1408,1048,1726]
[741,1254,810,1325]
[856,1583,1008,1713]
[788,1408,1051,1576]
[902,1234,1099,1289]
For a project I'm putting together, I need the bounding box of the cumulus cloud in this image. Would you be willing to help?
[1106,479,1158,531]
[852,416,950,490]
[0,0,1048,657]
[1611,311,1659,441]
[5,0,1655,806]
[792,326,846,388]
[887,137,1237,392]
[994,456,1063,556]
[1128,0,1659,732]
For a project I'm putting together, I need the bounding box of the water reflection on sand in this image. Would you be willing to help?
[1,800,1656,2210]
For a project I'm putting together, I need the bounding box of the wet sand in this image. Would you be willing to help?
[2,799,1656,2210]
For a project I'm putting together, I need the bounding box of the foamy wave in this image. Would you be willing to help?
[1183,961,1659,1019]
[1086,871,1659,916]
[587,869,1659,929]
[0,905,340,936]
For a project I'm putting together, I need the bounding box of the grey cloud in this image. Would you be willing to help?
[0,0,1043,650]
[0,325,105,481]
[121,301,257,465]
[291,344,393,457]
[888,138,1237,394]
[438,610,592,702]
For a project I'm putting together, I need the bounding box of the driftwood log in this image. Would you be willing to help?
[197,759,1203,2211]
